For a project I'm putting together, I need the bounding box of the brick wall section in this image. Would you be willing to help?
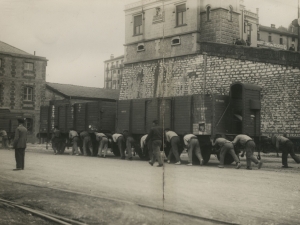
[0,53,47,143]
[120,54,300,136]
[200,9,239,44]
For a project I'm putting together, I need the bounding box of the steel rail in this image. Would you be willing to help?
[0,198,87,225]
[0,177,239,225]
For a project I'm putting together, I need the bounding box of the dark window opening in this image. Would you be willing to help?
[228,6,233,21]
[134,14,143,35]
[0,59,2,67]
[176,4,186,26]
[280,37,283,44]
[172,38,180,45]
[268,34,272,42]
[206,6,211,21]
[137,44,145,51]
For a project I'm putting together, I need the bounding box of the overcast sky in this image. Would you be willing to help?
[0,0,298,88]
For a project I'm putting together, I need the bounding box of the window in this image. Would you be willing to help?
[171,37,181,45]
[292,37,295,42]
[176,4,186,26]
[244,22,247,33]
[280,37,283,45]
[25,62,34,71]
[206,6,211,21]
[137,43,145,51]
[116,61,119,67]
[257,33,260,40]
[24,87,33,101]
[228,6,233,21]
[0,59,2,67]
[134,14,143,35]
[247,24,252,42]
[268,34,272,42]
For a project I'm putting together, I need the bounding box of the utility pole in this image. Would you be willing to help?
[298,0,300,51]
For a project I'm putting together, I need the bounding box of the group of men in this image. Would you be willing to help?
[48,120,300,170]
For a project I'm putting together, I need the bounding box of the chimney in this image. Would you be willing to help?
[110,54,114,59]
[271,24,276,28]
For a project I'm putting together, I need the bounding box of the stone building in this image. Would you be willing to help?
[104,55,124,89]
[121,0,300,137]
[0,40,47,142]
[258,24,298,50]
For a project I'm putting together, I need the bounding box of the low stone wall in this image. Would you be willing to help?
[120,44,300,136]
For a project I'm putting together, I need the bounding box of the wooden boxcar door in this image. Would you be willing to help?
[173,96,192,135]
[131,99,146,134]
[145,98,158,133]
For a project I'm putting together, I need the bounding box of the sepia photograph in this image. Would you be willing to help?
[0,0,300,224]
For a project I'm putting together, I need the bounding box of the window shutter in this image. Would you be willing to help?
[134,15,142,26]
[177,4,186,12]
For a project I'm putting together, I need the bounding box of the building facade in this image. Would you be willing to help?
[0,41,47,142]
[258,24,298,50]
[104,55,124,89]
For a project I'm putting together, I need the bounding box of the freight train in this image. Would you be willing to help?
[38,82,299,164]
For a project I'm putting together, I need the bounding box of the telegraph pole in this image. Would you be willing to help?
[298,0,300,51]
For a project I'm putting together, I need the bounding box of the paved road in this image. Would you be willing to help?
[0,145,300,224]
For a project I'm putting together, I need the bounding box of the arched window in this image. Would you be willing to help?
[137,43,145,51]
[206,6,211,21]
[228,6,233,21]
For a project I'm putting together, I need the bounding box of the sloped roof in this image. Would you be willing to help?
[259,25,297,37]
[46,82,119,100]
[0,41,31,55]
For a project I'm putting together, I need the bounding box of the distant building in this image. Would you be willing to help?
[45,82,120,104]
[104,55,124,89]
[258,24,298,50]
[0,40,47,143]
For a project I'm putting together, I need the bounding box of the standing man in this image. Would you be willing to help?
[183,134,203,166]
[13,119,27,171]
[112,133,125,159]
[232,134,263,170]
[146,120,163,167]
[69,128,80,156]
[211,134,241,169]
[95,131,108,158]
[79,131,93,156]
[274,135,300,168]
[0,130,9,149]
[164,129,181,165]
[51,126,61,155]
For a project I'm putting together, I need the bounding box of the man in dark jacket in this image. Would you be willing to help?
[13,119,27,170]
[146,120,163,167]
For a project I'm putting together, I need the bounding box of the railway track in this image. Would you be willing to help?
[0,177,239,225]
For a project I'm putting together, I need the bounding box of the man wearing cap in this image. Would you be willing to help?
[146,120,163,167]
[232,134,263,170]
[95,131,109,158]
[183,134,203,166]
[112,133,125,159]
[69,128,80,155]
[211,134,241,169]
[13,119,27,170]
[273,135,300,168]
[164,129,181,165]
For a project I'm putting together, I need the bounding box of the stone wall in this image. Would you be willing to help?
[120,49,300,136]
[0,53,47,143]
[200,8,239,44]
